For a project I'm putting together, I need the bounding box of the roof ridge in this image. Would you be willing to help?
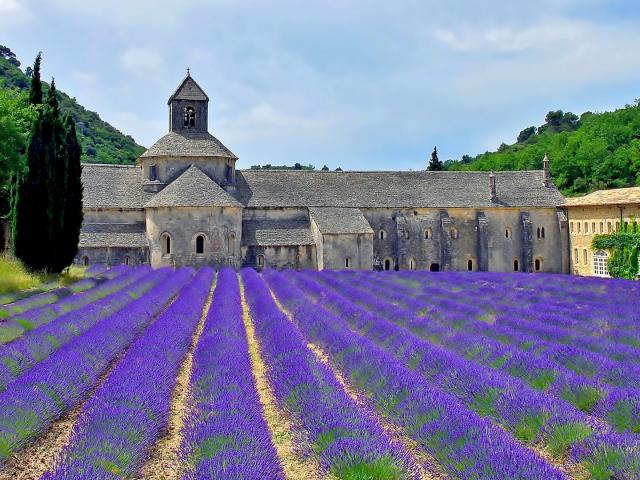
[81,163,139,168]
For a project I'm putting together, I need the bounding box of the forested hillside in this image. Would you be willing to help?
[0,48,145,164]
[445,106,640,196]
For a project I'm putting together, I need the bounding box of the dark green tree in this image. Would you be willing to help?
[55,115,83,271]
[28,52,42,105]
[12,105,56,270]
[517,126,536,143]
[427,146,443,171]
[321,165,329,171]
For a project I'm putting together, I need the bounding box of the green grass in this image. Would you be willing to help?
[547,422,592,458]
[561,386,602,413]
[608,400,640,433]
[331,455,405,480]
[514,414,547,444]
[0,255,87,296]
[583,445,640,480]
[469,387,501,418]
[529,370,557,391]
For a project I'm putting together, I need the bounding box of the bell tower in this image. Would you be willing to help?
[168,69,209,133]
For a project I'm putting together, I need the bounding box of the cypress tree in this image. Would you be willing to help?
[56,115,83,271]
[427,146,443,171]
[28,52,43,105]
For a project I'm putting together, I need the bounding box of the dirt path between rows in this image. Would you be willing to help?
[267,287,448,480]
[239,279,329,480]
[136,276,216,480]
[0,291,180,480]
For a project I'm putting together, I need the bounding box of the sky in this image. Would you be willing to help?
[2,0,640,171]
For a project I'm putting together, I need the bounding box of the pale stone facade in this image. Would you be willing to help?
[75,73,570,273]
[565,187,640,276]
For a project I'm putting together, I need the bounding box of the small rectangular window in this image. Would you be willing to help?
[583,249,588,264]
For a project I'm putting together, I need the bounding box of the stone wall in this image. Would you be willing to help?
[74,247,148,267]
[241,244,317,270]
[566,204,640,276]
[140,156,236,189]
[320,233,373,270]
[146,205,242,268]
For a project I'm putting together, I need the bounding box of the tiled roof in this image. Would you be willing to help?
[145,165,243,208]
[81,164,152,209]
[309,207,373,234]
[168,75,209,103]
[564,187,640,207]
[241,218,314,246]
[79,222,148,248]
[233,170,565,208]
[140,131,237,159]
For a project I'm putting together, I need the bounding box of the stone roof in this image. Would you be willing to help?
[79,222,148,248]
[81,164,152,209]
[168,74,209,103]
[309,207,374,234]
[564,187,640,207]
[241,218,314,246]
[140,131,237,159]
[233,170,565,208]
[145,165,242,208]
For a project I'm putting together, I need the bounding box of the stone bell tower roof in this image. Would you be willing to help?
[168,70,209,104]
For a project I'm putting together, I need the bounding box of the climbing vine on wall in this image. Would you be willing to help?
[592,220,640,280]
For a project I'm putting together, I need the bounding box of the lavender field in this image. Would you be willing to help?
[0,266,638,480]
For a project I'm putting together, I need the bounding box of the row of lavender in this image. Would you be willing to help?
[0,267,193,462]
[291,269,639,478]
[336,274,640,433]
[263,270,568,479]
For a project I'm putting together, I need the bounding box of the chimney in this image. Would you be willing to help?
[542,153,551,187]
[489,171,497,202]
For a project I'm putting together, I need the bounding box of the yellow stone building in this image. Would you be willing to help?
[565,187,640,276]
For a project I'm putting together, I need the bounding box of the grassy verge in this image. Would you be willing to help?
[0,255,86,296]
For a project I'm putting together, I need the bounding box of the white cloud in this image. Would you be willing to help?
[218,103,327,143]
[118,48,164,76]
[0,0,31,26]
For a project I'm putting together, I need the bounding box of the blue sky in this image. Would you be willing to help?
[2,0,640,170]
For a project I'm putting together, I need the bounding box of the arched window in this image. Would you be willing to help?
[513,259,519,271]
[450,227,458,240]
[161,233,172,256]
[570,222,574,233]
[184,106,196,128]
[505,228,512,239]
[593,250,609,277]
[124,256,130,266]
[196,235,205,254]
[615,221,620,232]
[383,258,392,271]
[257,254,265,267]
[228,232,236,255]
[429,263,440,272]
[584,222,589,234]
[379,230,386,240]
[467,259,473,271]
[534,258,542,272]
[607,222,612,233]
[592,222,596,233]
[82,256,89,266]
[345,257,352,268]
[424,228,432,240]
[574,248,579,264]
[583,249,588,265]
[577,223,581,234]
[409,258,417,270]
[541,227,545,239]
[599,222,604,233]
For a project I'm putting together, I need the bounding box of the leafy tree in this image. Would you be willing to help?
[321,165,329,171]
[517,126,536,143]
[592,221,640,279]
[0,90,35,215]
[498,142,509,153]
[28,52,42,105]
[427,146,443,171]
[0,46,20,67]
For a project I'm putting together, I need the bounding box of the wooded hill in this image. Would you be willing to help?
[0,50,145,164]
[445,106,640,196]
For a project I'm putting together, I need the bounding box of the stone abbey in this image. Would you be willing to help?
[76,73,570,272]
